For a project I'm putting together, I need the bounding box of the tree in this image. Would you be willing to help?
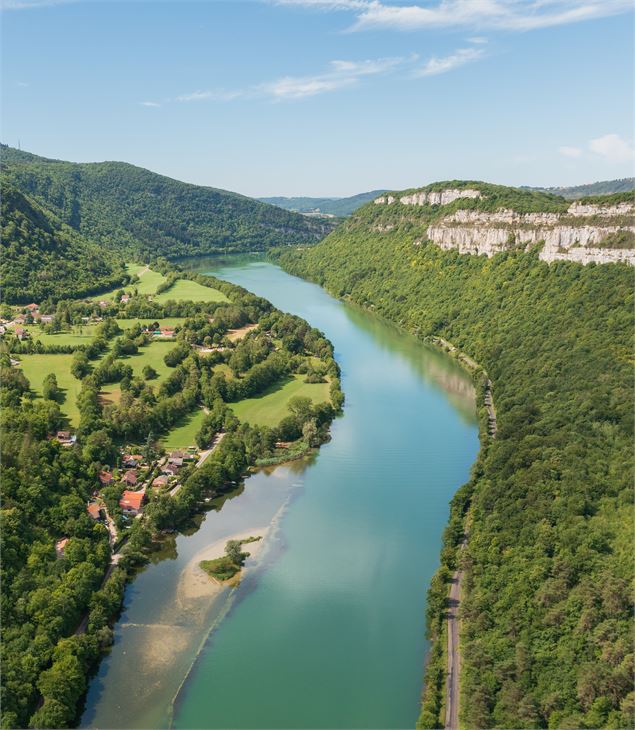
[143,431,157,463]
[42,373,61,403]
[70,351,91,380]
[302,418,319,447]
[225,539,243,565]
[142,364,158,380]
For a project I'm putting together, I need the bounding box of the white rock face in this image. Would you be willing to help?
[374,189,482,206]
[567,201,635,217]
[425,222,635,265]
[400,189,482,206]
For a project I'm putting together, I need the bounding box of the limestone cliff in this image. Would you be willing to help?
[371,184,635,265]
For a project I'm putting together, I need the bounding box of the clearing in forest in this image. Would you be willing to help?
[230,374,330,427]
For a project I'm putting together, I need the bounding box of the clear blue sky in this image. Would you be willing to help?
[2,0,634,196]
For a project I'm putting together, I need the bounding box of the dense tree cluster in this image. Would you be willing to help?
[1,145,334,266]
[0,182,127,304]
[276,199,633,729]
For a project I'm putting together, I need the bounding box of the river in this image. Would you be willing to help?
[81,257,479,729]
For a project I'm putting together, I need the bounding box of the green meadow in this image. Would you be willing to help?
[26,324,99,347]
[154,279,229,304]
[115,317,186,332]
[230,375,331,427]
[123,340,177,382]
[18,354,83,426]
[161,408,207,450]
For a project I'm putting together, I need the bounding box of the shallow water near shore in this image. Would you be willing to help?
[81,257,479,729]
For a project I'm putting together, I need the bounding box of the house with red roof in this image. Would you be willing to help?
[87,502,103,520]
[152,475,169,488]
[122,469,138,486]
[119,490,146,516]
[99,471,114,486]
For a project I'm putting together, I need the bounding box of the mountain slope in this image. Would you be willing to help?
[1,145,335,259]
[275,181,634,729]
[1,181,126,303]
[259,189,387,217]
[527,177,635,199]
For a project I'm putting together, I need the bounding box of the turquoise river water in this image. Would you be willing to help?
[81,258,479,729]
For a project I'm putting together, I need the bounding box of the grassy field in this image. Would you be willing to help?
[122,341,178,382]
[154,279,229,304]
[161,408,206,450]
[115,317,186,332]
[127,264,167,296]
[230,375,331,427]
[18,354,82,426]
[24,324,100,347]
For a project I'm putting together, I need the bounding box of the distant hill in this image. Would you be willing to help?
[1,145,335,261]
[525,178,635,199]
[1,181,127,304]
[259,190,388,217]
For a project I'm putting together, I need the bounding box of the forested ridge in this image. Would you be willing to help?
[1,145,334,262]
[1,181,127,304]
[274,191,634,729]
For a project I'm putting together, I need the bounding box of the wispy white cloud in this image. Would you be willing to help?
[415,47,485,77]
[177,55,413,103]
[273,0,633,33]
[140,100,161,108]
[559,145,582,158]
[589,133,634,163]
[467,36,488,44]
[15,80,30,87]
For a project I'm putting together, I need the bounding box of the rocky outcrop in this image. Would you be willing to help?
[374,189,482,206]
[567,201,634,217]
[424,202,635,265]
[425,223,635,264]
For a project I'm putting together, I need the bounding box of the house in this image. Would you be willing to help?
[275,441,293,449]
[55,537,70,557]
[98,301,109,308]
[119,490,145,516]
[162,463,179,476]
[0,326,6,336]
[87,502,103,520]
[169,450,186,462]
[40,315,54,324]
[56,431,72,442]
[122,455,140,468]
[157,327,175,337]
[99,470,114,486]
[120,294,130,304]
[13,315,26,325]
[14,326,30,340]
[25,303,39,312]
[122,469,137,486]
[152,475,168,488]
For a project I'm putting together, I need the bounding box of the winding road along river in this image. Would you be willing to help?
[81,258,479,729]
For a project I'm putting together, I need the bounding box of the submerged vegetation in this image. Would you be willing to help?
[276,190,634,729]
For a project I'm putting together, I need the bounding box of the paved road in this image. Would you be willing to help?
[445,570,462,729]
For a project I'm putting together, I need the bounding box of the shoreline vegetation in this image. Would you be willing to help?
[199,536,263,584]
[0,260,343,729]
[274,205,633,729]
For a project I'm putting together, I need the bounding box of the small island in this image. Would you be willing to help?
[200,537,262,583]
